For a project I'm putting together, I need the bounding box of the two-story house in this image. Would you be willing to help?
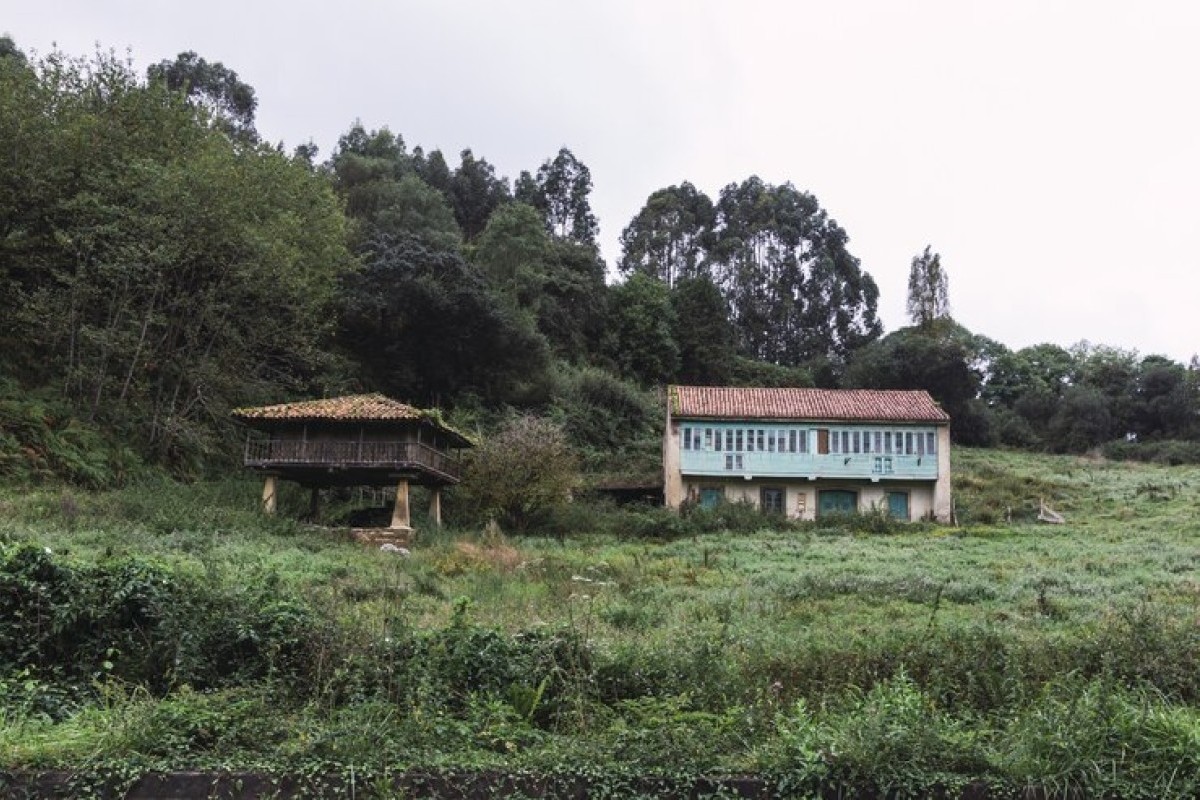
[663,386,951,522]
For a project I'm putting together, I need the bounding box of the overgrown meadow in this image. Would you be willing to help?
[1,449,1198,798]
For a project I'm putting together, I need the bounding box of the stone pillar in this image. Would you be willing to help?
[429,488,442,527]
[933,425,953,523]
[390,479,411,530]
[663,401,684,510]
[262,476,277,515]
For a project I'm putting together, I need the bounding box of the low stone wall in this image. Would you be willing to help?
[348,526,415,548]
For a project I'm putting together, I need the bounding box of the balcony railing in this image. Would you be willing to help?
[244,439,461,481]
[679,450,937,481]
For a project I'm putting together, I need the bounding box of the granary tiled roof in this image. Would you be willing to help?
[232,394,474,445]
[669,386,950,423]
[233,393,423,422]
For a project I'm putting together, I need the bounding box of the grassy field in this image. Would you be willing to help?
[1,448,1198,797]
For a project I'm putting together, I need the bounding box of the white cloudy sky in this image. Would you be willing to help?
[7,1,1199,362]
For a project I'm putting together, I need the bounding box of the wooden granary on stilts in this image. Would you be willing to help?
[232,393,472,534]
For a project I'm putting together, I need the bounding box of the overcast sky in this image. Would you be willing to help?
[7,1,1199,363]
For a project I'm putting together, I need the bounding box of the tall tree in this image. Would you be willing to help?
[449,149,510,240]
[604,274,679,385]
[526,148,598,246]
[325,124,466,247]
[906,245,950,328]
[670,277,736,385]
[339,235,551,406]
[618,182,715,287]
[710,177,881,368]
[146,51,258,142]
[1,49,351,465]
[0,35,27,65]
[843,324,992,445]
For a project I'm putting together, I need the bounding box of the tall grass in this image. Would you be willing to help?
[1,449,1198,793]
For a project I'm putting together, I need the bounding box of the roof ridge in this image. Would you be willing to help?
[669,385,950,423]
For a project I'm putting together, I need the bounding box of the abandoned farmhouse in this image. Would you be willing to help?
[663,386,952,522]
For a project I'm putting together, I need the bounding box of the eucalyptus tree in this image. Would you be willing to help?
[521,148,599,246]
[147,51,258,142]
[618,182,715,287]
[710,177,881,367]
[449,149,510,241]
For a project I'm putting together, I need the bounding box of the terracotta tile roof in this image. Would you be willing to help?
[669,386,950,423]
[232,393,423,421]
[232,394,474,446]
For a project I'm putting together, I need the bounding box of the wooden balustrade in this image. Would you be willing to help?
[244,438,461,481]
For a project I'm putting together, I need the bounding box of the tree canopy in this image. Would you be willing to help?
[1,40,1196,483]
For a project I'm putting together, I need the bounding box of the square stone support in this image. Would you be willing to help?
[261,476,277,515]
[429,488,442,527]
[391,479,412,530]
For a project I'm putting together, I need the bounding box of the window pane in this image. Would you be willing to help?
[927,432,936,454]
[705,428,713,450]
[735,429,744,451]
[884,432,892,454]
[874,432,882,453]
[757,430,765,451]
[906,432,914,454]
[725,454,733,470]
[746,429,754,451]
[831,431,840,454]
[917,432,925,456]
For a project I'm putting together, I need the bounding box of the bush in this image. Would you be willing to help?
[1102,439,1200,465]
[0,382,143,488]
[0,544,324,699]
[457,415,580,533]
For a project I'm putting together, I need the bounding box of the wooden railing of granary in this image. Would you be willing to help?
[243,439,462,482]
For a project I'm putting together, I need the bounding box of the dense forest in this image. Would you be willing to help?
[1,42,1197,487]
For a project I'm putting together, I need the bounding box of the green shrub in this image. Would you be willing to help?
[1103,439,1200,465]
[0,383,143,488]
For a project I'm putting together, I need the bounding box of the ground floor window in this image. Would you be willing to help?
[818,489,858,517]
[760,486,785,514]
[699,486,724,509]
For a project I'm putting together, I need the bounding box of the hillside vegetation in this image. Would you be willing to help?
[2,449,1198,797]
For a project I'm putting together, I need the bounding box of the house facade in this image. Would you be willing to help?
[663,386,952,522]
